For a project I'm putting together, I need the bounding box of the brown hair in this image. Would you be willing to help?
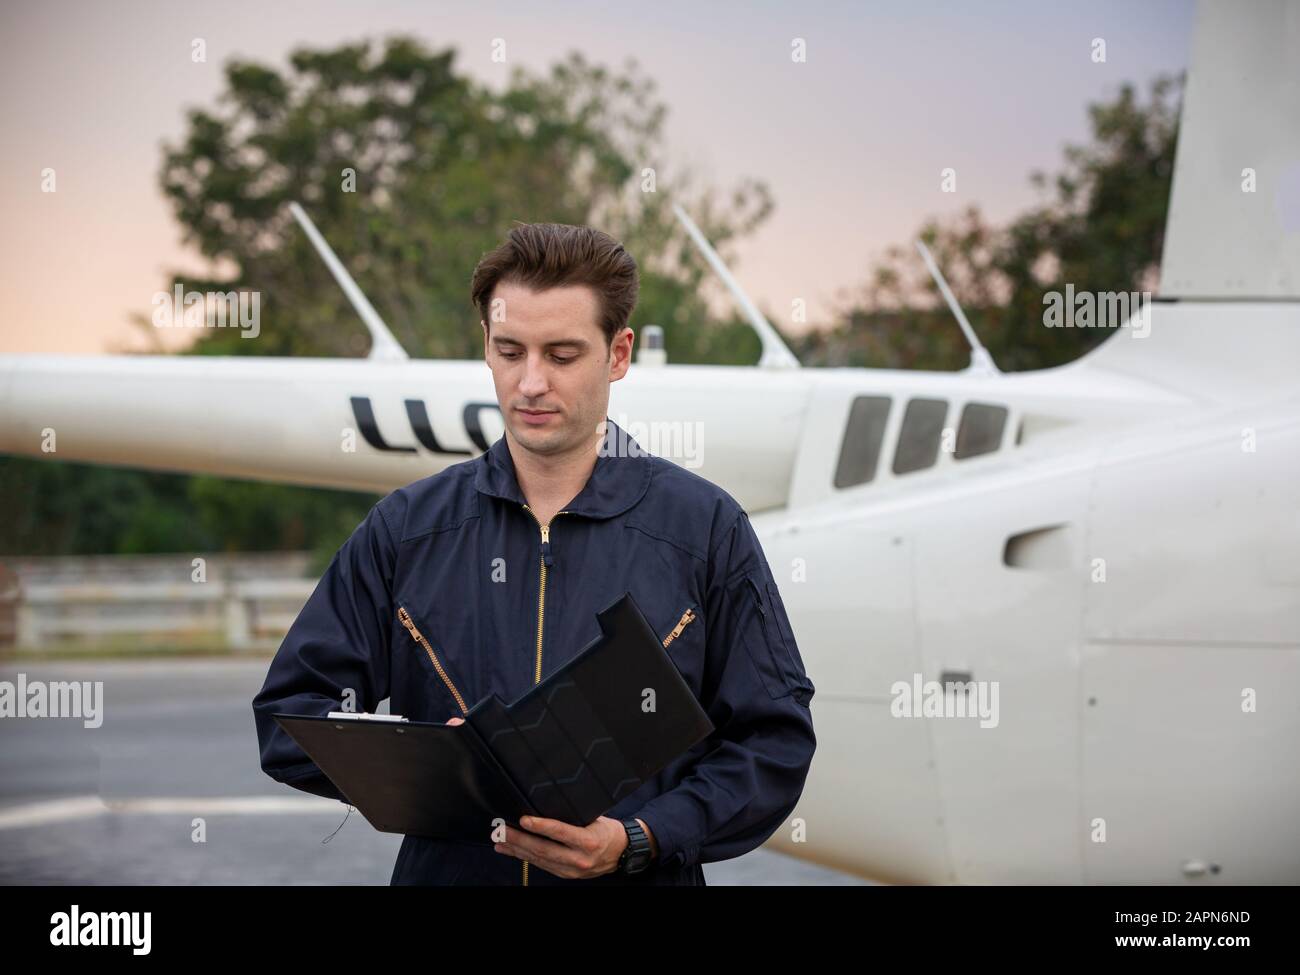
[470,223,639,347]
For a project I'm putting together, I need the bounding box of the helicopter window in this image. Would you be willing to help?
[893,398,947,474]
[955,402,1008,459]
[833,395,891,488]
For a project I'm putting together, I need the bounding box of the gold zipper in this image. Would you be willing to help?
[519,503,568,886]
[397,606,468,716]
[662,607,697,648]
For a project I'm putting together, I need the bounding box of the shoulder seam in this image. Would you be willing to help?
[709,507,747,561]
[375,499,398,546]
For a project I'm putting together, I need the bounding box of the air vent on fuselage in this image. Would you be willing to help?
[1016,414,1074,444]
[1004,524,1074,570]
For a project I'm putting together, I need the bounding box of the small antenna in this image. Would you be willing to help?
[672,203,800,369]
[914,239,1000,376]
[288,202,408,361]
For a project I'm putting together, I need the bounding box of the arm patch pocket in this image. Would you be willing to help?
[740,572,813,701]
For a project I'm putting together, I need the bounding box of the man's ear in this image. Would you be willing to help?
[609,326,634,382]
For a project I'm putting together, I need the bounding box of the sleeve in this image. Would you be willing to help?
[632,509,817,869]
[250,500,398,802]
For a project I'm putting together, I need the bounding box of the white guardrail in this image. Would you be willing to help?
[0,554,317,651]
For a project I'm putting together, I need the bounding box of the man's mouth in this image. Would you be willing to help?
[517,408,558,424]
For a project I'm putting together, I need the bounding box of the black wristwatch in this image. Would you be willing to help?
[617,818,653,875]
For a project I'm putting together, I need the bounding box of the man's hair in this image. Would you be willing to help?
[470,223,639,347]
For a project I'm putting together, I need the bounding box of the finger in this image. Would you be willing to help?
[518,814,585,847]
[497,843,576,878]
[446,717,464,725]
[502,825,581,867]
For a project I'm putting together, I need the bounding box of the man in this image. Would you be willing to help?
[252,222,816,885]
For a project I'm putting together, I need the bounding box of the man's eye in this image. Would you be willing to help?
[496,350,572,363]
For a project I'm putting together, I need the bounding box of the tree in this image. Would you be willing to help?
[146,38,771,364]
[797,74,1183,372]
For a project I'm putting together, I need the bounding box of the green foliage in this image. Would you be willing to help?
[0,456,377,557]
[796,74,1183,372]
[1,458,199,556]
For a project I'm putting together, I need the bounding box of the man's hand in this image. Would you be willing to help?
[493,815,657,879]
[451,714,658,878]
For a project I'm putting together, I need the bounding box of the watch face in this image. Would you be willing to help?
[623,847,649,873]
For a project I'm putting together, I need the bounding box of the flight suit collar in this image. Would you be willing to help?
[475,416,652,519]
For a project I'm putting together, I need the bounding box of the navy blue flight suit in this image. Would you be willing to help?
[252,418,816,884]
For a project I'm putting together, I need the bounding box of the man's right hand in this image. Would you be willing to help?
[446,717,464,725]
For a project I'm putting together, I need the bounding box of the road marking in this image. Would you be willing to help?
[0,795,342,830]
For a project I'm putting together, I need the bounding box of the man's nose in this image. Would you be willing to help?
[518,354,549,397]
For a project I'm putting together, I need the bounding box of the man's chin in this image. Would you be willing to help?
[510,421,568,454]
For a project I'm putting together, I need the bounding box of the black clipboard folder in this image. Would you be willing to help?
[273,591,714,843]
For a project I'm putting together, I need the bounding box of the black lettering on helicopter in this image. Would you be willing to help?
[349,397,501,455]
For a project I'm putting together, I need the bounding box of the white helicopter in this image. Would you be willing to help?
[2,0,1296,883]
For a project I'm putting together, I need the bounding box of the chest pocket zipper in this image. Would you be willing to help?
[397,606,468,717]
[662,607,697,648]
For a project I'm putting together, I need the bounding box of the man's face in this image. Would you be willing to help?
[482,280,633,459]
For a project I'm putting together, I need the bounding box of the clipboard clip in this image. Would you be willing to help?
[326,711,409,723]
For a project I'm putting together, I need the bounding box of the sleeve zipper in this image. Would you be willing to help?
[662,607,697,648]
[397,606,468,717]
